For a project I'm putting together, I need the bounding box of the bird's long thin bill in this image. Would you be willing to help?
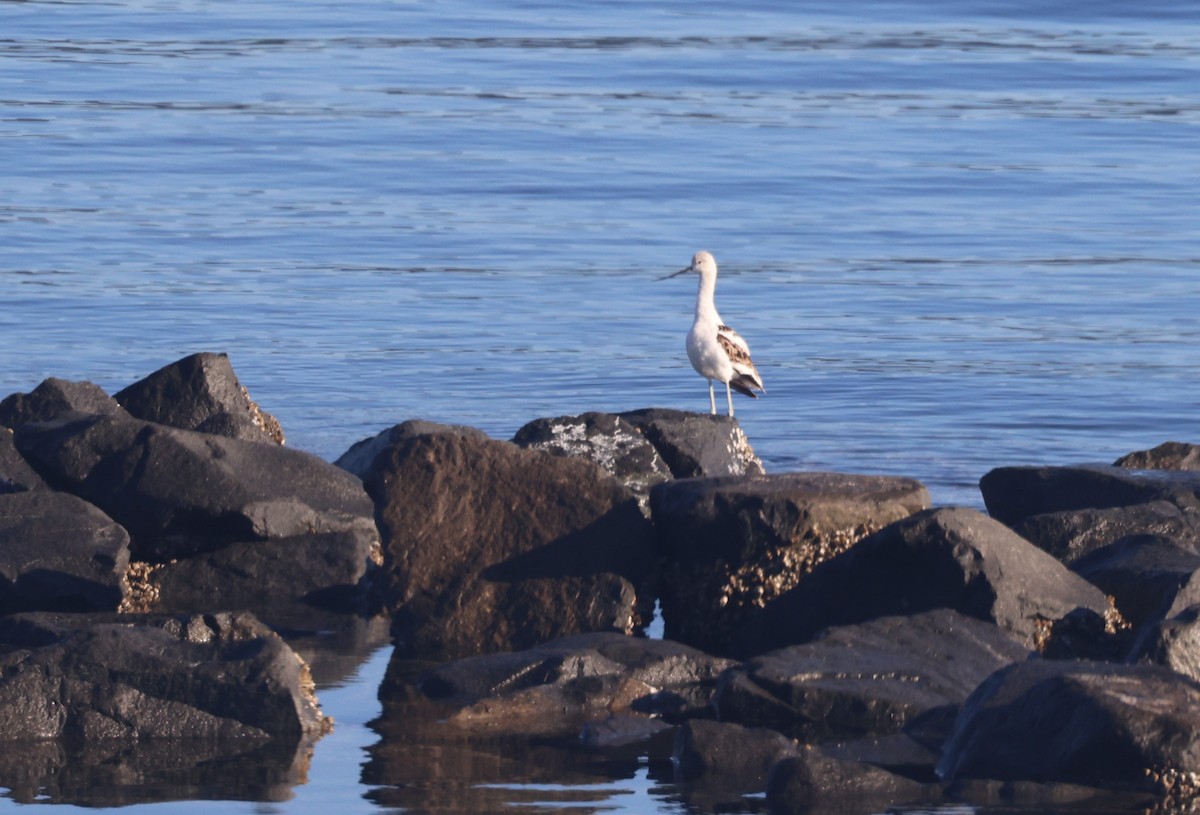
[656,267,691,281]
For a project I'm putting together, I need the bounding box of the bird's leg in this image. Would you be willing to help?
[726,381,735,417]
[708,380,716,415]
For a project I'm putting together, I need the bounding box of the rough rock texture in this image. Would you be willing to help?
[0,611,329,742]
[672,720,798,810]
[716,610,1029,742]
[1116,441,1200,471]
[938,659,1200,796]
[0,490,130,613]
[980,464,1200,527]
[1130,605,1200,683]
[404,632,733,733]
[650,472,930,655]
[1012,501,1200,567]
[14,412,376,563]
[767,748,936,814]
[512,412,673,508]
[1071,535,1200,629]
[366,432,657,659]
[0,429,46,493]
[115,352,284,445]
[335,419,489,480]
[741,507,1114,654]
[618,408,764,478]
[0,378,127,429]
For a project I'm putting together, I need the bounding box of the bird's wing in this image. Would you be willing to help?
[717,325,765,393]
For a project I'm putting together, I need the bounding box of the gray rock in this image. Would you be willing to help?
[1129,604,1200,683]
[979,464,1200,527]
[741,507,1114,654]
[1012,501,1200,566]
[650,471,929,656]
[579,712,672,748]
[0,490,129,613]
[0,378,127,429]
[0,611,330,742]
[0,428,46,493]
[617,408,764,478]
[334,419,489,479]
[1071,534,1200,629]
[673,719,798,809]
[938,659,1200,795]
[717,610,1029,742]
[1116,441,1200,471]
[767,748,937,813]
[365,432,657,659]
[114,352,284,445]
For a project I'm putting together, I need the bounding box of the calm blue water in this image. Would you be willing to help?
[3,0,1199,811]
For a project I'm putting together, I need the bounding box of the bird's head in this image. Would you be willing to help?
[659,250,718,280]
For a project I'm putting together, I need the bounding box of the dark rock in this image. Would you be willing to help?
[0,490,129,613]
[1012,501,1200,566]
[1116,441,1200,471]
[334,419,489,480]
[672,719,798,808]
[822,732,942,782]
[114,352,284,444]
[0,378,126,429]
[716,610,1029,742]
[580,713,673,748]
[944,778,1152,812]
[404,632,733,734]
[366,432,657,659]
[651,471,929,655]
[979,464,1200,527]
[1071,534,1200,629]
[1036,607,1133,662]
[14,412,376,563]
[0,428,46,493]
[512,412,673,507]
[938,659,1200,795]
[617,408,764,478]
[741,507,1114,654]
[1130,605,1200,683]
[0,611,329,742]
[766,748,937,814]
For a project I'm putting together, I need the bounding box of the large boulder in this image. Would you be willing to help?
[114,352,284,445]
[366,432,657,659]
[0,611,329,742]
[0,490,129,613]
[0,429,46,493]
[1130,605,1200,683]
[767,748,937,814]
[1070,535,1200,629]
[335,419,489,480]
[1116,441,1200,471]
[716,610,1029,742]
[938,659,1200,796]
[980,464,1200,527]
[1012,501,1200,567]
[0,378,127,429]
[741,507,1114,654]
[617,408,764,478]
[650,472,929,655]
[672,719,799,810]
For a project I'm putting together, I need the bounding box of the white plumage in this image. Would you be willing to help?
[662,250,765,416]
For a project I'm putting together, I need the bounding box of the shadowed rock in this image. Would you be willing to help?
[741,507,1113,654]
[367,432,658,659]
[767,748,937,814]
[650,471,929,655]
[335,419,489,480]
[1071,534,1200,629]
[673,719,798,810]
[0,378,127,430]
[938,659,1200,796]
[0,429,47,493]
[1012,501,1200,567]
[1116,441,1200,471]
[1129,605,1200,683]
[717,610,1029,742]
[0,490,129,613]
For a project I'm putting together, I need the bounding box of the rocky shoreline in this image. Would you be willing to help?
[3,352,1200,811]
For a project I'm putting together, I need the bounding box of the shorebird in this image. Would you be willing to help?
[661,250,764,417]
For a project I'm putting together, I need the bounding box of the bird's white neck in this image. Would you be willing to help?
[694,269,721,324]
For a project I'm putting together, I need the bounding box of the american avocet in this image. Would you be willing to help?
[661,250,765,417]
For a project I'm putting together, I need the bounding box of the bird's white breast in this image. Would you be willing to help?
[686,317,734,382]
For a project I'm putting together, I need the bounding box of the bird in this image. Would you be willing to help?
[660,250,764,417]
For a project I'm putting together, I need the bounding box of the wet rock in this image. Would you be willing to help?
[0,611,330,742]
[0,378,127,429]
[14,412,376,563]
[0,490,130,613]
[512,412,673,507]
[366,432,657,659]
[672,720,798,809]
[404,632,733,734]
[580,713,673,748]
[650,471,929,656]
[1129,605,1200,682]
[618,408,764,478]
[741,507,1113,654]
[335,419,489,480]
[1116,441,1200,471]
[115,352,284,445]
[1071,534,1200,629]
[1012,501,1200,566]
[717,610,1029,742]
[979,464,1200,527]
[938,659,1200,795]
[766,747,937,814]
[945,779,1155,813]
[0,429,46,493]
